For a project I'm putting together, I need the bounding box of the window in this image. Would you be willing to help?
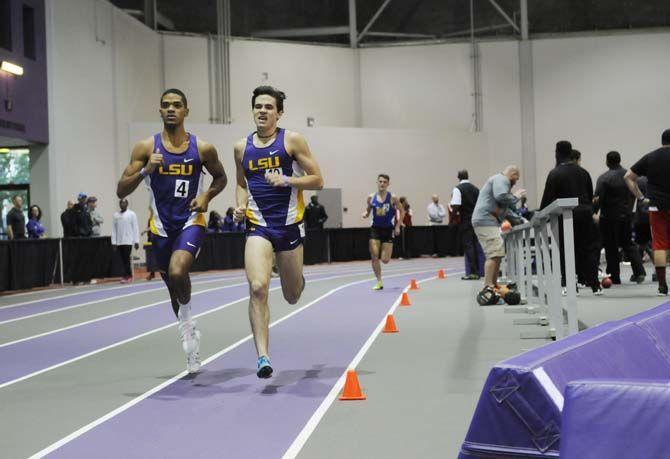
[0,0,12,51]
[22,4,35,59]
[0,148,30,239]
[0,148,30,185]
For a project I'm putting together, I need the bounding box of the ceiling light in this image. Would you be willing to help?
[1,61,24,76]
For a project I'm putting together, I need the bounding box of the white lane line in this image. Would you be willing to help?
[0,272,244,310]
[0,263,452,326]
[0,267,450,391]
[0,266,415,347]
[0,276,244,325]
[0,259,450,309]
[26,267,442,459]
[0,282,248,349]
[283,273,461,459]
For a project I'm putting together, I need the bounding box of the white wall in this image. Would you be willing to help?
[480,42,523,174]
[44,0,162,236]
[359,41,524,189]
[229,40,357,128]
[161,36,359,128]
[161,34,211,124]
[533,32,670,198]
[360,44,473,131]
[130,122,489,229]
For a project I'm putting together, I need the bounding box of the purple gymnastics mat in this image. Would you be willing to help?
[561,379,670,459]
[459,302,670,458]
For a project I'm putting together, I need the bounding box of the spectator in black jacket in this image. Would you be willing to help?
[541,140,602,295]
[73,192,92,237]
[6,195,26,240]
[207,211,223,233]
[594,151,645,284]
[304,195,328,230]
[61,200,78,237]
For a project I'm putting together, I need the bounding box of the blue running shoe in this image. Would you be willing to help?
[257,355,273,379]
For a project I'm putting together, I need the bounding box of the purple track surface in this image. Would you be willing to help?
[0,284,249,384]
[1,263,459,387]
[48,273,425,458]
[0,272,247,322]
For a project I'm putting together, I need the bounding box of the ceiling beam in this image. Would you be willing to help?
[252,26,350,38]
[349,0,357,48]
[143,0,156,29]
[487,0,520,34]
[444,23,512,38]
[357,0,393,43]
[520,0,529,40]
[123,9,175,30]
[366,31,436,39]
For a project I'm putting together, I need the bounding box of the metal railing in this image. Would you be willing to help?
[502,198,579,340]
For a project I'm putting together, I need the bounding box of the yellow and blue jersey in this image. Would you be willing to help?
[370,192,396,228]
[243,128,305,227]
[144,133,206,236]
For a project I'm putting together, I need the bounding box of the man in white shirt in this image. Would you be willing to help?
[112,198,140,283]
[427,194,446,225]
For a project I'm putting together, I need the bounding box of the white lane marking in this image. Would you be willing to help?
[0,263,453,326]
[0,265,422,347]
[0,275,243,325]
[0,267,450,391]
[0,273,243,311]
[283,273,460,459]
[0,258,449,307]
[0,282,246,349]
[532,367,564,411]
[26,267,443,459]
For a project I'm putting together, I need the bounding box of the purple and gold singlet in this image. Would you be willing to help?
[242,128,305,227]
[144,133,206,236]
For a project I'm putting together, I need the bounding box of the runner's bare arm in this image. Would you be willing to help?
[266,131,323,190]
[233,139,249,222]
[362,195,372,219]
[117,137,157,199]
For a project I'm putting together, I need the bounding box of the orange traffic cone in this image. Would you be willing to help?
[400,292,411,306]
[383,314,399,333]
[438,269,446,279]
[339,369,366,400]
[409,279,419,290]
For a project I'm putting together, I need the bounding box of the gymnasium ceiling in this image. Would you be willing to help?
[110,0,670,45]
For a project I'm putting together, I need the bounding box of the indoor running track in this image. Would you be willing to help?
[0,258,463,459]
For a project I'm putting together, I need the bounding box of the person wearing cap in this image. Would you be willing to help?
[74,192,92,237]
[87,196,104,236]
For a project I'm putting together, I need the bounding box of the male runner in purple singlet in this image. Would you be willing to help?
[362,174,403,290]
[233,86,324,378]
[117,89,227,373]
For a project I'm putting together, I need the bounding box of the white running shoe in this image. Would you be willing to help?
[178,319,201,374]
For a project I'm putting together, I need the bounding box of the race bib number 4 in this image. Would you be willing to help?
[175,179,189,198]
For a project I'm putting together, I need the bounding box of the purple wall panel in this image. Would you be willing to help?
[0,0,48,144]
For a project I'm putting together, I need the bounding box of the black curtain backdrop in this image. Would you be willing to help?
[9,238,60,290]
[0,226,462,292]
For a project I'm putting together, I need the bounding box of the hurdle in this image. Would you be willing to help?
[503,198,579,340]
